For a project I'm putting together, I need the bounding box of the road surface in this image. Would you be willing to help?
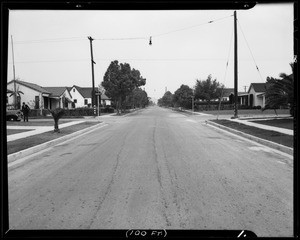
[8,106,293,237]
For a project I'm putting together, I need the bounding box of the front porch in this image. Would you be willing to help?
[43,96,73,110]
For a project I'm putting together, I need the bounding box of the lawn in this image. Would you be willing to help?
[6,121,100,155]
[198,108,290,116]
[251,118,293,130]
[209,119,293,148]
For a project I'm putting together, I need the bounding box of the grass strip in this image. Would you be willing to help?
[210,119,293,148]
[6,121,99,155]
[251,119,293,130]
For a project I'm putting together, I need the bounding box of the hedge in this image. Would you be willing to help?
[28,107,115,117]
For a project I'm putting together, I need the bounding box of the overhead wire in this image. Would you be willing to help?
[237,19,265,82]
[217,23,234,119]
[13,14,233,44]
[14,37,86,44]
[151,14,233,38]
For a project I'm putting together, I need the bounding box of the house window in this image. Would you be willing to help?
[74,99,77,103]
[84,99,88,105]
[35,96,40,109]
[64,99,68,108]
[73,89,75,92]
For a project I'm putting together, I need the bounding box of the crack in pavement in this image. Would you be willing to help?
[86,128,131,229]
[152,118,172,227]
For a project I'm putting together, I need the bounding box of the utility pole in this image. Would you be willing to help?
[11,35,17,109]
[233,10,238,118]
[192,93,194,115]
[88,36,96,115]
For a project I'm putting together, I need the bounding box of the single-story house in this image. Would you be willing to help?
[215,88,248,105]
[247,83,267,108]
[7,80,112,110]
[7,80,74,110]
[7,80,52,110]
[69,85,111,108]
[43,87,73,109]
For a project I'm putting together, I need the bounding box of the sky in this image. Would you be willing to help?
[7,3,294,103]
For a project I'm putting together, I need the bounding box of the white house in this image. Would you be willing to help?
[7,80,51,110]
[69,85,111,108]
[247,83,267,108]
[7,80,112,110]
[7,80,73,110]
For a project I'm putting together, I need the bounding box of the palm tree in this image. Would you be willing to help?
[9,83,24,109]
[264,63,294,116]
[48,108,65,133]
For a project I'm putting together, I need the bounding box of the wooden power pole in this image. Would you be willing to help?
[233,11,238,118]
[88,36,96,115]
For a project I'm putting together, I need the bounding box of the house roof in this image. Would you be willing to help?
[218,88,246,97]
[249,83,267,93]
[43,87,69,97]
[8,80,51,94]
[72,85,110,100]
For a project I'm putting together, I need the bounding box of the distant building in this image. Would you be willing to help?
[7,80,111,110]
[247,83,267,108]
[69,85,111,108]
[216,88,248,105]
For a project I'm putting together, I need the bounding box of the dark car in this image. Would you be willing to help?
[6,110,23,121]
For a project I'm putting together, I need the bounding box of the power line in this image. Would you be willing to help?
[8,58,235,64]
[12,15,233,44]
[237,19,264,82]
[152,14,233,38]
[14,37,86,44]
[94,37,147,41]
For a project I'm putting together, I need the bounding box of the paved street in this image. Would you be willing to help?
[8,106,293,237]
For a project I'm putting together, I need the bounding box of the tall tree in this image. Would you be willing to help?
[173,84,194,109]
[131,88,149,108]
[264,63,294,116]
[194,75,221,107]
[158,91,174,107]
[9,80,24,109]
[102,60,146,114]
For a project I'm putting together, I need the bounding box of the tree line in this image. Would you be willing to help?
[158,74,224,109]
[101,60,149,114]
[158,63,294,116]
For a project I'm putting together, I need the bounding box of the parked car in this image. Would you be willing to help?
[6,109,23,121]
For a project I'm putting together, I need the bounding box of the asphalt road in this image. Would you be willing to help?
[8,106,293,237]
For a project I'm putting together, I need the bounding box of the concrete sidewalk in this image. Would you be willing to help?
[6,111,131,142]
[181,109,293,136]
[7,120,85,142]
[227,118,293,135]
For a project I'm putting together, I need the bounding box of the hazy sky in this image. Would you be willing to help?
[7,3,294,101]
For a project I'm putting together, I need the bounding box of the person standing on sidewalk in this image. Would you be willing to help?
[21,102,30,122]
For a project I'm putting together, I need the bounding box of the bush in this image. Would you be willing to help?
[63,108,94,116]
[101,106,115,113]
[28,109,46,117]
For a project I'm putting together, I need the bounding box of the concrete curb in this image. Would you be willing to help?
[8,122,107,163]
[205,120,293,156]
